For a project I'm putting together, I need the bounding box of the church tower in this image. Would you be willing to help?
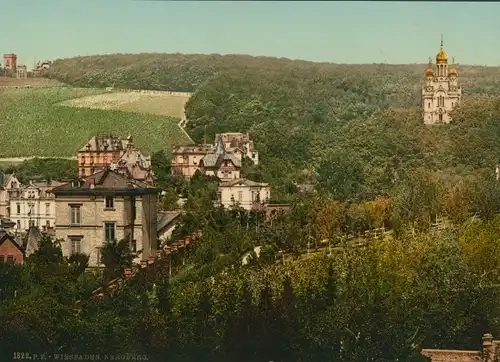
[422,37,463,125]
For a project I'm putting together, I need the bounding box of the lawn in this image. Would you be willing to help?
[59,91,190,118]
[0,87,192,157]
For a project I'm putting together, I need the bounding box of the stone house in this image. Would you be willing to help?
[217,178,270,211]
[9,180,65,232]
[52,168,161,267]
[199,136,241,181]
[0,173,21,218]
[171,144,214,178]
[216,132,259,165]
[77,135,154,183]
[0,231,24,264]
[16,65,27,80]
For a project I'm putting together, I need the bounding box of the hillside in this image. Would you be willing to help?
[46,53,500,200]
[0,87,191,157]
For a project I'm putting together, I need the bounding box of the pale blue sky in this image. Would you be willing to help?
[2,1,500,66]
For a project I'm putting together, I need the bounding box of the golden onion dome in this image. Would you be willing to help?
[425,67,434,77]
[448,67,457,77]
[436,48,448,64]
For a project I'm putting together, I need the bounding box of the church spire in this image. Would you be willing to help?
[215,135,225,156]
[440,34,443,48]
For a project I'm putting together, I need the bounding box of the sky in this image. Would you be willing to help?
[2,1,500,67]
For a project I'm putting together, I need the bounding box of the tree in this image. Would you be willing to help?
[313,199,344,244]
[160,188,179,211]
[100,239,133,282]
[316,150,365,202]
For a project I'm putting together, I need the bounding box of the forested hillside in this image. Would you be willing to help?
[46,53,500,200]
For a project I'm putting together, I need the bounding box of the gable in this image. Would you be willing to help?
[5,174,19,189]
[0,233,24,254]
[219,161,236,171]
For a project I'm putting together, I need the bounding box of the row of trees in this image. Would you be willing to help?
[3,206,500,361]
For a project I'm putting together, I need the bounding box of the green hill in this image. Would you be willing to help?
[45,54,500,200]
[0,87,191,157]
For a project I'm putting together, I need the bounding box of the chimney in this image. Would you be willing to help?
[483,333,495,362]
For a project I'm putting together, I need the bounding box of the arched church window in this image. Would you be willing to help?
[428,102,430,108]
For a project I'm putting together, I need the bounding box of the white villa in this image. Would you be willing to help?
[217,178,270,211]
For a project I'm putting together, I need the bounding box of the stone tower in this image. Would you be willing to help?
[422,37,463,125]
[3,54,17,71]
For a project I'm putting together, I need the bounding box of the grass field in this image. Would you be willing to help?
[0,76,62,87]
[0,87,192,157]
[59,91,190,119]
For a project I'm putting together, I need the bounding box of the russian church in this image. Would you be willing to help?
[422,38,463,125]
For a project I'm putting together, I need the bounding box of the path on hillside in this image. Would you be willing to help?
[177,98,194,144]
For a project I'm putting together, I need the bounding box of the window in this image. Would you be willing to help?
[70,237,82,254]
[70,205,81,226]
[104,222,116,242]
[439,114,443,121]
[29,220,35,227]
[45,203,50,216]
[16,203,20,214]
[6,255,15,265]
[104,196,114,209]
[238,191,243,202]
[130,239,137,253]
[428,102,430,108]
[46,220,50,227]
[16,220,20,229]
[251,191,257,201]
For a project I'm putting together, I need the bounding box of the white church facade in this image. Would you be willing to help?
[422,39,463,125]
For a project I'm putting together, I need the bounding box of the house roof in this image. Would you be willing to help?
[0,232,24,254]
[219,178,269,187]
[172,144,214,154]
[157,211,183,233]
[78,135,128,153]
[23,226,42,254]
[52,168,161,195]
[201,135,242,169]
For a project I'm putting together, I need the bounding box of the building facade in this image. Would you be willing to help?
[171,144,214,178]
[52,169,161,267]
[199,136,242,181]
[422,39,463,125]
[3,53,17,71]
[16,65,27,79]
[0,173,21,218]
[9,180,65,232]
[77,135,154,184]
[217,178,270,211]
[216,132,259,165]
